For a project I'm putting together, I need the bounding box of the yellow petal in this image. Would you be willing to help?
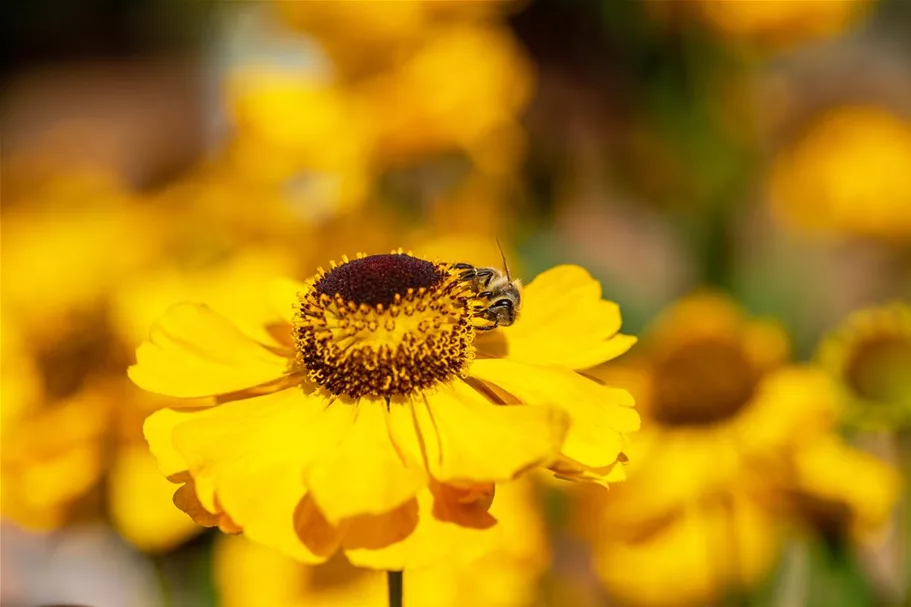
[293,494,344,560]
[143,408,192,477]
[107,445,201,552]
[593,495,781,607]
[304,401,428,524]
[414,381,568,482]
[129,303,289,398]
[343,485,501,571]
[505,265,635,369]
[171,474,238,532]
[170,389,355,561]
[470,359,639,471]
[792,435,901,539]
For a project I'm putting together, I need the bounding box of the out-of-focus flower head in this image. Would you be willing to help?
[352,23,532,174]
[818,303,911,430]
[0,174,202,551]
[275,0,522,79]
[580,293,899,607]
[209,7,373,223]
[768,105,911,244]
[223,71,372,221]
[1,173,162,328]
[214,477,548,607]
[131,250,637,570]
[271,1,532,176]
[587,293,795,518]
[648,0,877,52]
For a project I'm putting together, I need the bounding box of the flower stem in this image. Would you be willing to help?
[387,570,403,607]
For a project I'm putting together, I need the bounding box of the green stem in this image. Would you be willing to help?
[152,554,174,607]
[387,570,403,607]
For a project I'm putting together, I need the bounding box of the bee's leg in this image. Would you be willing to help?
[454,263,479,281]
[477,290,493,299]
[474,319,499,331]
[474,269,495,287]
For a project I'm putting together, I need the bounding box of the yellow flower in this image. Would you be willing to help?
[787,434,901,542]
[0,174,200,551]
[580,293,898,607]
[354,23,531,174]
[1,173,162,328]
[682,0,874,49]
[132,253,638,569]
[224,67,372,219]
[276,0,517,79]
[590,487,781,607]
[768,106,911,243]
[818,303,911,430]
[1,385,107,529]
[214,477,548,607]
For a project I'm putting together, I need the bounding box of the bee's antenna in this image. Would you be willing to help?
[496,237,512,281]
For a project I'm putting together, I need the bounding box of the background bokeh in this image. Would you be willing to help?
[2,1,910,606]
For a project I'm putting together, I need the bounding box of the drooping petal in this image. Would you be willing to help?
[343,484,500,571]
[129,303,290,398]
[413,381,568,483]
[170,474,239,533]
[178,390,354,561]
[146,389,354,562]
[292,495,344,560]
[470,359,639,474]
[304,400,428,524]
[792,435,901,539]
[503,265,636,369]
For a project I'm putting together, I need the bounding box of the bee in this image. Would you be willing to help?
[455,241,522,330]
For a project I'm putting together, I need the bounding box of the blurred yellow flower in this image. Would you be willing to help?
[689,0,874,49]
[590,487,781,607]
[132,253,637,569]
[1,173,163,328]
[1,384,107,529]
[353,23,532,174]
[276,0,518,79]
[787,434,901,541]
[214,478,547,607]
[581,293,899,607]
[224,67,372,220]
[769,106,911,243]
[818,303,911,430]
[0,174,206,552]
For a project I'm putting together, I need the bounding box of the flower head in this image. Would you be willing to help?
[647,0,875,51]
[0,178,201,552]
[768,106,911,243]
[214,477,548,607]
[580,293,898,607]
[131,252,638,569]
[818,303,911,430]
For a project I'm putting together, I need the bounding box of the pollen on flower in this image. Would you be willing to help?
[294,252,485,399]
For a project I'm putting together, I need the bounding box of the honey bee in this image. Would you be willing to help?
[455,241,522,330]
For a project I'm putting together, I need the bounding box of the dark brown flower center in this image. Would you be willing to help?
[845,335,911,403]
[295,254,481,399]
[315,254,445,306]
[650,337,760,426]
